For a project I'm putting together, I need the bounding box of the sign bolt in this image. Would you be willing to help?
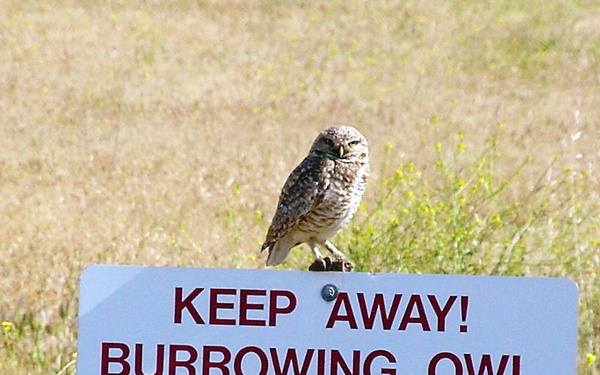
[321,284,339,302]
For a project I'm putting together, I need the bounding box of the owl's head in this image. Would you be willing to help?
[310,125,369,161]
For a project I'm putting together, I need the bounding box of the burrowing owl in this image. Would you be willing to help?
[261,125,369,271]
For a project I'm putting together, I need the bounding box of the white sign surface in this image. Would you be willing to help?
[77,265,578,375]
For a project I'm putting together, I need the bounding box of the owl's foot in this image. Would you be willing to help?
[308,256,353,272]
[329,256,354,272]
[308,256,332,272]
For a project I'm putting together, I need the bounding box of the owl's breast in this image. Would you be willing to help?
[296,159,368,241]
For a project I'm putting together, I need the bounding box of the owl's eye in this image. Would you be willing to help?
[323,138,335,147]
[348,140,360,147]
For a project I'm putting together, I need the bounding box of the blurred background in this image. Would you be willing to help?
[1,0,599,373]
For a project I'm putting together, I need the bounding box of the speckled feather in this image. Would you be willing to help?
[261,125,369,266]
[261,154,333,249]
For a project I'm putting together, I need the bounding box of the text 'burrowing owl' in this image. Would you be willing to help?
[261,125,370,271]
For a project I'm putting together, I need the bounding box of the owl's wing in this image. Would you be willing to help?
[261,155,332,250]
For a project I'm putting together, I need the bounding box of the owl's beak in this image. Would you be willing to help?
[338,145,345,158]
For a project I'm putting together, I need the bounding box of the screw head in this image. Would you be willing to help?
[321,284,339,302]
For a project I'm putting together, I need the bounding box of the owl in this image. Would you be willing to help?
[261,125,369,271]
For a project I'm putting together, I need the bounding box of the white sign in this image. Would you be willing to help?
[77,265,578,375]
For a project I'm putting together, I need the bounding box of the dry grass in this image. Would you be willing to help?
[1,0,600,373]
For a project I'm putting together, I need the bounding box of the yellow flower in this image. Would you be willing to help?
[586,353,597,366]
[2,321,13,332]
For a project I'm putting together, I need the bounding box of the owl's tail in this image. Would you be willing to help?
[265,241,294,266]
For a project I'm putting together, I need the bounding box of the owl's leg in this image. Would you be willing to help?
[308,241,324,260]
[307,241,329,272]
[323,241,346,259]
[323,241,354,272]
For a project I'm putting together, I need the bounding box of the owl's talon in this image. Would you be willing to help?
[328,257,354,272]
[308,257,330,272]
[342,260,354,272]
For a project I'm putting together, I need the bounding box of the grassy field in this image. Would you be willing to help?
[1,0,600,373]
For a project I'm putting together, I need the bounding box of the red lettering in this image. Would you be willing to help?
[428,352,463,375]
[101,342,131,375]
[234,346,268,375]
[326,292,358,329]
[317,349,326,375]
[203,346,231,375]
[210,289,237,326]
[363,350,397,375]
[174,288,205,324]
[100,344,407,375]
[429,353,521,375]
[239,289,267,326]
[465,354,510,375]
[428,295,457,332]
[269,290,297,326]
[169,345,198,375]
[134,343,164,375]
[460,296,469,333]
[512,356,520,375]
[331,350,360,375]
[358,293,402,330]
[176,288,297,327]
[270,348,314,375]
[399,295,430,331]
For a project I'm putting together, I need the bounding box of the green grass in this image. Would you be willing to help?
[288,128,600,371]
[1,0,600,373]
